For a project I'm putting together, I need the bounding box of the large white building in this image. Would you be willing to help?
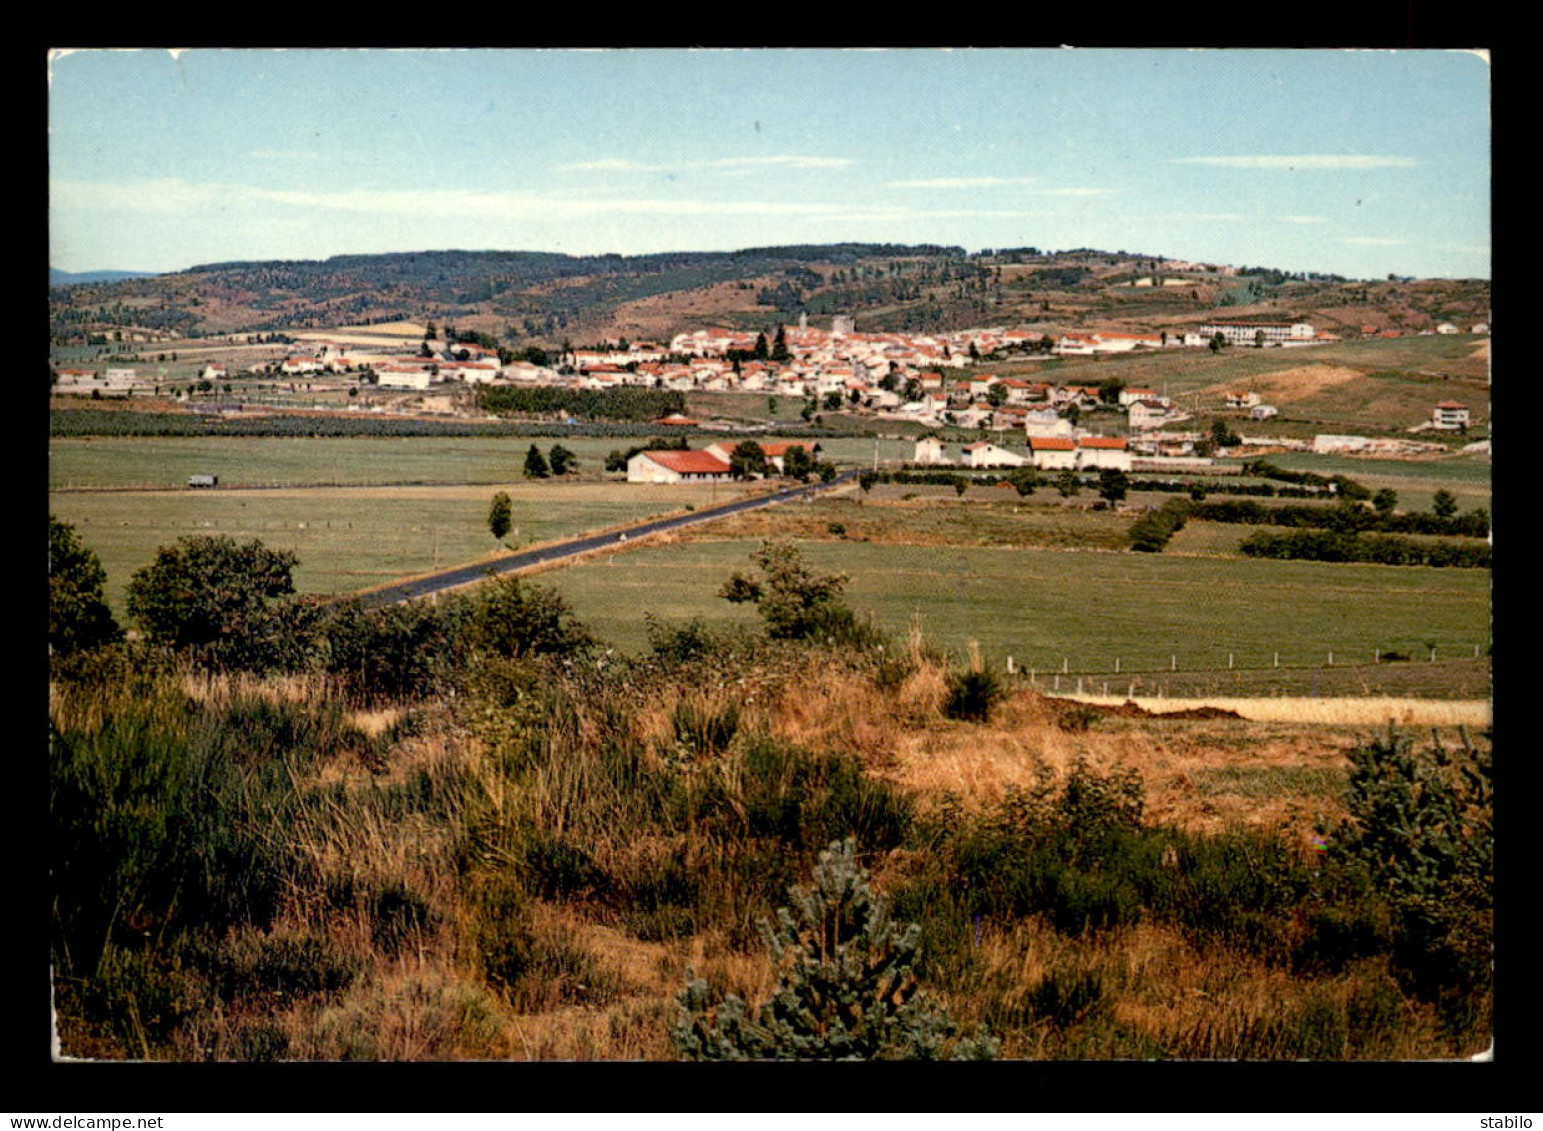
[1199,321,1316,346]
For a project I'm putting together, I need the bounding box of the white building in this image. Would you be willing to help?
[1028,435,1079,471]
[626,449,733,484]
[962,441,1028,468]
[375,365,434,390]
[1432,401,1471,430]
[1198,321,1316,346]
[1076,436,1133,471]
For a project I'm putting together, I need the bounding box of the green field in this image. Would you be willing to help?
[49,481,755,614]
[48,433,919,492]
[539,536,1492,675]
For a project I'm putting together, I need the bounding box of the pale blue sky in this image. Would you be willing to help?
[47,47,1491,279]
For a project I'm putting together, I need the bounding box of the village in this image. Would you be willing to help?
[51,311,1483,484]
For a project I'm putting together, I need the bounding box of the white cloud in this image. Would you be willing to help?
[558,155,854,174]
[884,177,1112,195]
[886,176,1039,189]
[1171,155,1418,169]
[1341,236,1410,246]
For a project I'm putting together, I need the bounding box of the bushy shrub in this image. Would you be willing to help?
[1324,730,1492,1011]
[49,516,122,659]
[942,666,1005,722]
[672,839,998,1060]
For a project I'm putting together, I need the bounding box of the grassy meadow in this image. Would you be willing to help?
[541,532,1490,677]
[49,480,758,613]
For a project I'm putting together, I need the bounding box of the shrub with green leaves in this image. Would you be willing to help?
[672,838,997,1060]
[1324,729,1492,1008]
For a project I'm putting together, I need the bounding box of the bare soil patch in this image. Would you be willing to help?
[1198,364,1364,405]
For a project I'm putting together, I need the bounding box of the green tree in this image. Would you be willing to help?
[1056,470,1081,498]
[1372,488,1399,515]
[1432,489,1459,518]
[488,491,513,544]
[549,444,577,476]
[985,383,1009,408]
[673,839,998,1061]
[49,516,122,658]
[523,444,550,479]
[771,325,791,363]
[125,536,298,657]
[470,574,593,660]
[1098,468,1130,505]
[720,541,854,641]
[1210,420,1241,449]
[823,391,844,412]
[1008,467,1039,497]
[729,440,769,480]
[782,445,818,482]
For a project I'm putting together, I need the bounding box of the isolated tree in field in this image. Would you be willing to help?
[1432,489,1459,518]
[1008,467,1039,497]
[126,535,298,654]
[548,444,577,476]
[729,440,769,480]
[1098,468,1130,505]
[1373,488,1399,515]
[488,491,513,544]
[673,838,998,1061]
[523,444,550,479]
[49,516,122,658]
[720,541,852,641]
[1056,470,1081,498]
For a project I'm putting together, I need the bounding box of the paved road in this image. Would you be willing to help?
[354,470,860,608]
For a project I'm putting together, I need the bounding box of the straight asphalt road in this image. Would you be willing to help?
[354,470,859,609]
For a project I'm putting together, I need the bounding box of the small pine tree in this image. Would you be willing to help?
[672,839,998,1060]
[487,491,513,544]
[523,444,550,479]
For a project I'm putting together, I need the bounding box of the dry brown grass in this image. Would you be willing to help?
[1199,364,1363,404]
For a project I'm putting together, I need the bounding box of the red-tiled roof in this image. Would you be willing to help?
[641,450,730,475]
[1080,437,1128,450]
[1030,437,1077,451]
[760,441,818,457]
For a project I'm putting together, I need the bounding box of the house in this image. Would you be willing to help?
[626,449,733,484]
[1249,404,1279,421]
[375,364,434,390]
[1436,322,1460,335]
[1224,391,1261,409]
[1128,400,1180,431]
[654,413,702,428]
[1432,401,1471,430]
[962,441,1028,468]
[200,363,228,381]
[1076,436,1133,471]
[1119,387,1162,408]
[1028,435,1079,471]
[1023,408,1073,437]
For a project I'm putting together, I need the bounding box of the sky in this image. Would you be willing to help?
[47,47,1491,280]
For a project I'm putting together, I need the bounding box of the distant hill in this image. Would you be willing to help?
[46,245,1490,352]
[50,268,159,286]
